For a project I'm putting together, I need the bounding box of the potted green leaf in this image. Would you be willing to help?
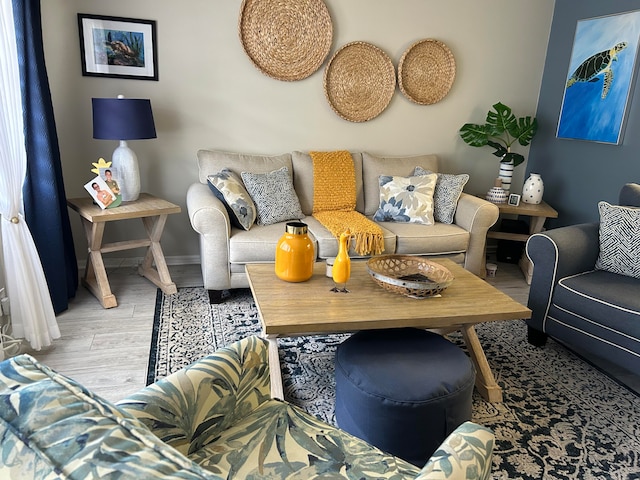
[459,102,538,168]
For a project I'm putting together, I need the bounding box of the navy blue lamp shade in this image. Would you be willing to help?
[92,98,156,140]
[91,96,156,202]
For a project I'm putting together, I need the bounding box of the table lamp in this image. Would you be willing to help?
[92,95,156,202]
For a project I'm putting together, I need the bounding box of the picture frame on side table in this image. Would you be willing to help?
[508,193,521,207]
[84,176,120,209]
[78,13,158,80]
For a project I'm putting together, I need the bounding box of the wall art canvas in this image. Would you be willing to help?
[557,10,640,144]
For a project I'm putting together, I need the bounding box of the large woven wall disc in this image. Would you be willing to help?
[323,42,396,122]
[239,0,333,81]
[398,39,456,105]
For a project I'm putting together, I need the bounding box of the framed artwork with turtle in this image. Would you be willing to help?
[78,14,158,81]
[557,10,640,144]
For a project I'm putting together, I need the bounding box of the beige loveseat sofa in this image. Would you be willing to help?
[187,150,499,302]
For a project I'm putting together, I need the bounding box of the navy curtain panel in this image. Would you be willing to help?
[12,0,78,313]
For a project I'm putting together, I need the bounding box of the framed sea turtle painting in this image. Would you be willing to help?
[557,10,640,144]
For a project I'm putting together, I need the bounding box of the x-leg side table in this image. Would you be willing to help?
[67,193,181,308]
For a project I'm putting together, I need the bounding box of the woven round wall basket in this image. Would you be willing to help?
[239,0,333,81]
[323,41,396,122]
[398,39,456,105]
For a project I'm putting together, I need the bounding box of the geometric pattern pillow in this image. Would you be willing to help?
[595,201,640,279]
[373,173,437,225]
[241,166,304,226]
[207,169,257,230]
[414,167,469,224]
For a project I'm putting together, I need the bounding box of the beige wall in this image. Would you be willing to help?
[41,0,554,264]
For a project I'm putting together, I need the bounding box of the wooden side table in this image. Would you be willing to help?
[67,193,181,308]
[486,200,558,284]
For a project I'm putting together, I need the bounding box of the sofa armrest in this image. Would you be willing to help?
[186,182,230,236]
[0,355,212,478]
[525,223,599,332]
[453,194,500,277]
[187,182,235,290]
[117,336,272,457]
[415,421,494,480]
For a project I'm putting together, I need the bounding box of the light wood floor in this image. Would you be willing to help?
[25,259,638,403]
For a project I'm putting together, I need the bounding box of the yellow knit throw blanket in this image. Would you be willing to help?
[311,150,384,256]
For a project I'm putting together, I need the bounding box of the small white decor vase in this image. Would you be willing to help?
[486,178,508,203]
[522,173,544,204]
[498,160,514,192]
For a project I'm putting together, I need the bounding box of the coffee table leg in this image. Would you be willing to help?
[461,325,503,403]
[265,334,285,400]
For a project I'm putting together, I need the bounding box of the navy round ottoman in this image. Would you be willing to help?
[334,328,476,467]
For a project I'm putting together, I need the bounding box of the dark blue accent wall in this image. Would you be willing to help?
[527,0,640,227]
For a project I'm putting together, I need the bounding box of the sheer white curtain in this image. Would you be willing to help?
[0,0,60,355]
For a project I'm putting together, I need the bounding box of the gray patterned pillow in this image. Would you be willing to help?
[414,167,469,224]
[241,167,304,226]
[207,169,256,230]
[595,201,640,279]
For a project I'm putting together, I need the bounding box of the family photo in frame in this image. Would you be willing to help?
[84,168,123,209]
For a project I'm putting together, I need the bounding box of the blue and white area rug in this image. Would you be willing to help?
[148,287,640,479]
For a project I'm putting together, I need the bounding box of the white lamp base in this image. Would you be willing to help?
[111,140,140,202]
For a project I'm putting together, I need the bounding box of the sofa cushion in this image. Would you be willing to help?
[595,201,640,279]
[207,169,256,230]
[292,151,365,215]
[230,222,317,264]
[379,221,469,255]
[187,398,422,479]
[414,167,469,224]
[373,174,438,225]
[304,216,396,258]
[550,270,640,358]
[0,355,211,478]
[241,167,304,226]
[197,149,292,184]
[362,152,439,216]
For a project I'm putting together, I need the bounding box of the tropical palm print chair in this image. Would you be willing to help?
[0,335,494,479]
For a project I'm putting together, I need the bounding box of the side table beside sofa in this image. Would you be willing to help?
[187,150,499,302]
[0,336,494,479]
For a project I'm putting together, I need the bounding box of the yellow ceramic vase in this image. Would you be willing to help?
[332,230,351,291]
[275,222,314,282]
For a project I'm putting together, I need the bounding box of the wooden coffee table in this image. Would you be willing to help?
[246,259,531,403]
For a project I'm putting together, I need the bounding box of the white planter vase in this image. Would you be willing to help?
[498,161,514,192]
[486,186,508,203]
[522,173,544,204]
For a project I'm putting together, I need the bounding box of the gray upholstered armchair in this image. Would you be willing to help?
[525,183,640,373]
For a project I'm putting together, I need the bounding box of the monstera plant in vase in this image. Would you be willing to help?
[459,102,538,194]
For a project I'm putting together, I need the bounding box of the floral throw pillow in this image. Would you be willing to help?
[241,167,304,226]
[595,201,640,279]
[414,167,469,224]
[207,169,256,230]
[373,173,437,225]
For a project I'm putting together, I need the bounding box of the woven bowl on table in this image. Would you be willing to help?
[238,0,333,81]
[398,38,456,105]
[323,41,396,122]
[366,255,454,299]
